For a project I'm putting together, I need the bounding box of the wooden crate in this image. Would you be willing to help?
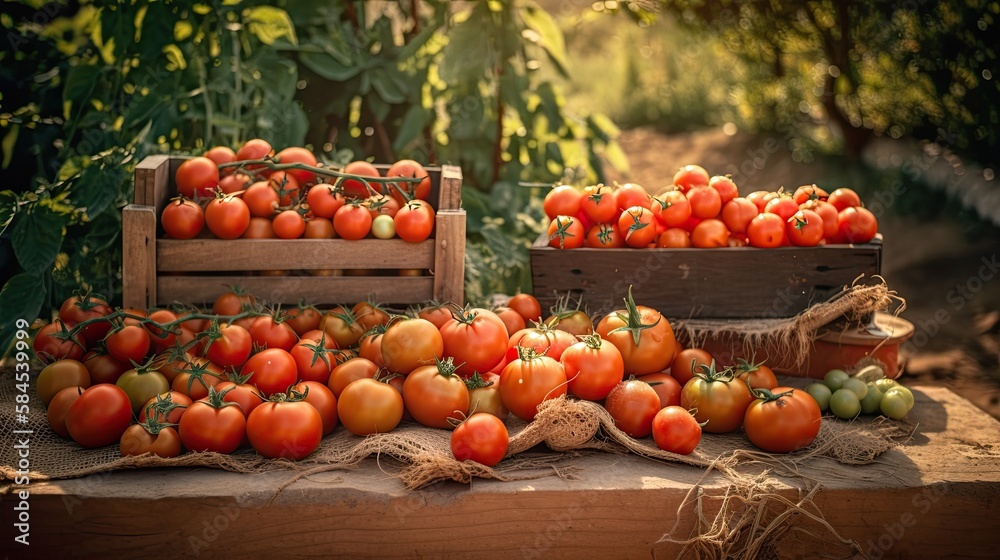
[123,156,465,309]
[529,234,882,319]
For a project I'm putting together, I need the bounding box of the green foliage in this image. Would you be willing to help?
[1,0,624,349]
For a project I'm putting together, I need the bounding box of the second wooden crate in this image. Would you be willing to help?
[123,156,465,309]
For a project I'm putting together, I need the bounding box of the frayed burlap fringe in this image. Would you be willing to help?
[674,276,903,372]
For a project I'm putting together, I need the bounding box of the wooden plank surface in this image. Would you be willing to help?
[156,275,434,306]
[121,205,157,310]
[439,164,463,211]
[530,236,882,318]
[433,210,466,305]
[8,386,999,559]
[157,239,435,271]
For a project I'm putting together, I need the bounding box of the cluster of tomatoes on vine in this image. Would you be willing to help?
[544,164,879,249]
[162,138,436,243]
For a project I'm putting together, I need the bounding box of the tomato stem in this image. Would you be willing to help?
[607,285,661,347]
[216,158,425,186]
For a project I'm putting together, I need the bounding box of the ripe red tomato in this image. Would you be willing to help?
[494,306,527,337]
[708,175,739,206]
[352,302,390,332]
[65,384,133,448]
[800,199,840,241]
[328,357,379,397]
[138,391,192,425]
[793,184,828,205]
[451,413,509,466]
[652,406,702,455]
[319,306,366,348]
[764,196,799,221]
[604,377,662,438]
[615,183,650,211]
[213,288,255,316]
[218,172,252,194]
[241,348,298,397]
[747,213,787,248]
[334,203,373,240]
[499,351,567,421]
[83,350,130,385]
[179,388,247,453]
[585,223,625,248]
[362,193,401,219]
[743,387,822,453]
[636,372,682,409]
[283,305,323,336]
[243,181,280,217]
[144,309,180,352]
[507,324,577,362]
[691,218,730,248]
[106,324,151,363]
[216,378,265,417]
[720,197,758,235]
[204,146,237,172]
[543,185,582,220]
[307,184,346,218]
[59,293,112,342]
[381,318,444,374]
[657,228,691,248]
[673,165,710,191]
[403,360,470,429]
[680,363,754,434]
[686,186,723,220]
[786,209,825,247]
[547,215,585,249]
[595,289,676,375]
[247,396,323,460]
[47,386,84,438]
[120,422,182,458]
[358,328,386,368]
[735,359,778,390]
[337,378,404,435]
[267,171,300,206]
[670,348,713,386]
[205,322,252,368]
[247,315,297,352]
[291,337,336,384]
[828,187,861,212]
[652,190,692,229]
[342,160,382,199]
[507,294,542,324]
[292,381,339,435]
[616,206,657,248]
[580,184,618,224]
[561,334,624,401]
[33,320,87,362]
[235,138,273,169]
[466,372,508,421]
[385,159,431,205]
[275,146,318,184]
[836,206,878,243]
[441,308,509,377]
[746,190,770,212]
[205,194,251,239]
[273,210,306,239]
[175,157,219,198]
[171,357,223,400]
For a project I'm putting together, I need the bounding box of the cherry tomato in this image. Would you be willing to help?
[708,175,739,206]
[205,322,253,368]
[205,194,251,239]
[65,384,133,448]
[292,381,339,436]
[828,187,861,212]
[747,213,787,248]
[691,218,730,248]
[307,184,346,218]
[179,387,247,453]
[744,387,822,453]
[334,203,373,240]
[275,146,318,184]
[273,210,306,239]
[247,315,298,352]
[637,372,682,409]
[686,186,723,220]
[328,357,379,398]
[37,359,91,406]
[59,292,112,342]
[561,334,624,401]
[267,171,300,206]
[161,196,204,239]
[720,197,758,235]
[241,348,298,397]
[543,185,582,220]
[341,161,382,199]
[616,206,657,248]
[235,138,273,170]
[793,184,828,205]
[615,183,650,211]
[175,157,219,198]
[604,377,662,438]
[507,294,542,324]
[652,406,702,455]
[786,209,825,247]
[47,386,84,438]
[580,184,618,224]
[120,420,182,458]
[33,320,87,362]
[651,190,692,229]
[836,206,878,244]
[673,165,710,191]
[106,324,151,363]
[670,348,713,387]
[243,181,280,218]
[764,196,799,221]
[735,359,778,390]
[247,395,323,460]
[657,228,692,248]
[204,146,237,172]
[385,159,431,205]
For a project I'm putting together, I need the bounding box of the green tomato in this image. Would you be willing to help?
[823,369,850,391]
[805,383,832,411]
[873,378,898,393]
[880,390,911,419]
[859,383,884,415]
[829,388,861,419]
[884,385,915,410]
[841,378,869,400]
[371,214,396,239]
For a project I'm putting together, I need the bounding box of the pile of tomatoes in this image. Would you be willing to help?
[162,138,436,242]
[544,164,879,249]
[32,286,846,466]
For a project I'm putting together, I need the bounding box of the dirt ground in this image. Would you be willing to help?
[607,127,1000,419]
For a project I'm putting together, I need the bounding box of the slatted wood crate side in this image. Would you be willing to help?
[529,234,882,319]
[433,209,466,304]
[121,205,157,310]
